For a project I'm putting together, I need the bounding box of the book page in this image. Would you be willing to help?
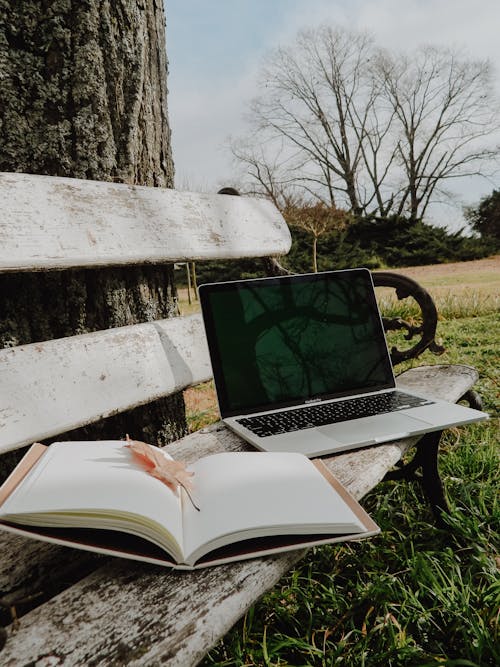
[182,452,365,564]
[0,441,184,558]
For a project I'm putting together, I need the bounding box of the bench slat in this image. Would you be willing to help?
[0,365,480,666]
[0,314,211,453]
[0,172,291,272]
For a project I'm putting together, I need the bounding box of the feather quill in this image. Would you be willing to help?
[125,435,199,511]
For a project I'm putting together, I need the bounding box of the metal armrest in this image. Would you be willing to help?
[372,271,445,366]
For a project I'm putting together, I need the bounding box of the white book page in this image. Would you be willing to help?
[0,441,184,555]
[182,452,364,563]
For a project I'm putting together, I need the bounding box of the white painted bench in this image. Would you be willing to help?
[0,172,481,665]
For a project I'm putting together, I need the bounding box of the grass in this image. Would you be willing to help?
[377,289,499,321]
[179,258,499,666]
[184,380,220,432]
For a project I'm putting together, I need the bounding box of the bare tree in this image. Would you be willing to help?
[232,26,499,221]
[231,143,296,211]
[374,46,500,220]
[239,27,380,213]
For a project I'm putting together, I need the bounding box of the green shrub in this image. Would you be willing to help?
[178,216,494,287]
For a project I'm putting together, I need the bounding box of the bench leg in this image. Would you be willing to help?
[416,431,450,526]
[383,390,483,526]
[419,390,483,525]
[384,431,450,526]
[462,389,483,411]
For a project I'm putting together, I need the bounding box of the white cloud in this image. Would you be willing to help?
[354,0,499,63]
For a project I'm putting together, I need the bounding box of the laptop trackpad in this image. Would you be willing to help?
[318,413,427,445]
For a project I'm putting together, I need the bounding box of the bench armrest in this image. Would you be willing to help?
[373,272,445,366]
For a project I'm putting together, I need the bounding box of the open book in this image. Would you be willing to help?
[0,440,379,569]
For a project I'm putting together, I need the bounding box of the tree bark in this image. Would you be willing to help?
[0,0,187,448]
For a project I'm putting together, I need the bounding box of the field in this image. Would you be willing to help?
[375,254,499,290]
[374,255,500,320]
[178,257,499,667]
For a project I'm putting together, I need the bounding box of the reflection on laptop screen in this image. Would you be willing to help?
[200,269,395,417]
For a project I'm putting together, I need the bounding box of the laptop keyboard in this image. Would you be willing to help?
[236,391,433,438]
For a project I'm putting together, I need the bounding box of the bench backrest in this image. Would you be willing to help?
[0,172,292,454]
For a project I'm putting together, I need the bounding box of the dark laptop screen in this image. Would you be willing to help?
[199,268,395,418]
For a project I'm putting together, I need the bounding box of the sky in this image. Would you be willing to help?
[165,0,500,230]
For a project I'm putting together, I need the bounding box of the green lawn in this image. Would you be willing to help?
[182,260,499,667]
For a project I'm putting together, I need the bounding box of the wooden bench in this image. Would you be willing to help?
[0,172,482,665]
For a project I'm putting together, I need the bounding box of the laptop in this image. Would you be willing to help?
[198,268,488,457]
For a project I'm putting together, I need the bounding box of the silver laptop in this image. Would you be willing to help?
[199,268,488,457]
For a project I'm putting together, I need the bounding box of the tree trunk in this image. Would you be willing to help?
[0,0,187,447]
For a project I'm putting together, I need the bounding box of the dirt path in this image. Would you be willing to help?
[374,254,499,283]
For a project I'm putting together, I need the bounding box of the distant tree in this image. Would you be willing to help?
[232,27,379,214]
[374,46,499,221]
[285,201,350,272]
[232,26,500,222]
[464,190,500,247]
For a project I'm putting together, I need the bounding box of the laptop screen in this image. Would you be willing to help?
[199,268,395,418]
